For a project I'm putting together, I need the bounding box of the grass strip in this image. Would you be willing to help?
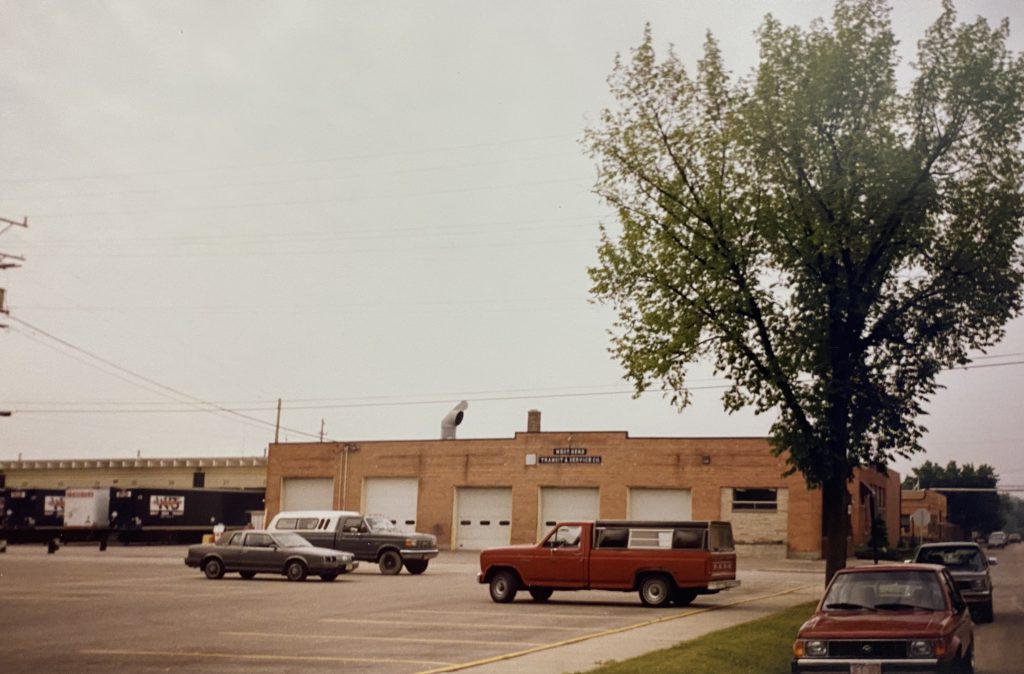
[573,601,817,674]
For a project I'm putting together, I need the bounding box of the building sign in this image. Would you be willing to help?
[150,495,185,518]
[538,447,602,464]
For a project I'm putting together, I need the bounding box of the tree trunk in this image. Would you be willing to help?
[822,476,850,585]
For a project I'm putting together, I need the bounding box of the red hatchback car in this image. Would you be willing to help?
[792,564,975,673]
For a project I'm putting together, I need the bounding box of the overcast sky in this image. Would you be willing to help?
[1,1,1022,487]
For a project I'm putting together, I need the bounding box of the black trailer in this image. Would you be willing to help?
[109,487,265,543]
[0,488,68,543]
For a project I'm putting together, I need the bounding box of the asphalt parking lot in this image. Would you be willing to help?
[0,544,822,674]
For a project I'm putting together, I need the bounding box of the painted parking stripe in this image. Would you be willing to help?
[413,584,816,674]
[80,649,453,666]
[404,608,616,619]
[223,630,542,647]
[321,617,584,631]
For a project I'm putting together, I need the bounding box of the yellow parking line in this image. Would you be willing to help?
[321,617,583,631]
[224,630,542,647]
[414,584,815,674]
[80,649,453,666]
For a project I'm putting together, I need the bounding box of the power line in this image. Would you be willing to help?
[7,316,323,441]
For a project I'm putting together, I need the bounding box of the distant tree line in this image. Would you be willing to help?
[902,460,1005,535]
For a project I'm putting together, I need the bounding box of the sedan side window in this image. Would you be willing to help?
[245,533,274,548]
[225,531,244,546]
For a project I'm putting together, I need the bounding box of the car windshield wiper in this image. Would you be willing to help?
[824,602,876,611]
[874,602,931,611]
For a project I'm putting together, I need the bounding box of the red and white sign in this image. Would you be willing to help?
[150,495,185,518]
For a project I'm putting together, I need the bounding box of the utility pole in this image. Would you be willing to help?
[274,398,282,444]
[0,216,28,329]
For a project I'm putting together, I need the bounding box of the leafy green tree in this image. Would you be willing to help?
[999,494,1024,534]
[586,0,1024,582]
[904,460,1004,534]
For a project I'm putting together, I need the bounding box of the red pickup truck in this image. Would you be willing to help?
[478,520,740,607]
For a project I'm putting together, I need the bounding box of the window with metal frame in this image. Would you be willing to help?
[732,488,778,511]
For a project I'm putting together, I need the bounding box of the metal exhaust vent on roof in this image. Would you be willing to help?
[441,400,468,440]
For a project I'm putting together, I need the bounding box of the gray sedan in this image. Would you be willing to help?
[185,529,357,581]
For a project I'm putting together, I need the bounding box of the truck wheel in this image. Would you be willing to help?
[528,587,553,602]
[672,589,697,606]
[489,571,519,603]
[378,550,403,575]
[285,560,307,582]
[404,559,429,575]
[639,575,673,607]
[203,558,225,580]
[239,571,256,580]
[978,599,994,623]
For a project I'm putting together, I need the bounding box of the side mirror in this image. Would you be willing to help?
[988,557,998,566]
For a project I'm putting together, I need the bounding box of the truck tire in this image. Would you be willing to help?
[203,558,225,580]
[285,560,307,582]
[528,587,553,602]
[403,559,429,575]
[977,599,994,623]
[378,550,403,575]
[489,570,519,603]
[672,589,697,606]
[639,575,673,607]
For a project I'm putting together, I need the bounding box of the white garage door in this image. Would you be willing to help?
[281,478,334,511]
[629,488,692,520]
[455,487,512,550]
[539,487,600,541]
[364,477,419,533]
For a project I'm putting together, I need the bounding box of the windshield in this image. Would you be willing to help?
[270,532,313,548]
[365,516,397,532]
[917,546,986,572]
[822,571,948,612]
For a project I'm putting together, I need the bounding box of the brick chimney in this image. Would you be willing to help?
[527,409,541,433]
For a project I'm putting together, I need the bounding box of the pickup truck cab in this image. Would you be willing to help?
[267,510,439,575]
[478,520,739,607]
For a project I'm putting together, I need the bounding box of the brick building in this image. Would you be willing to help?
[266,410,901,559]
[901,489,958,543]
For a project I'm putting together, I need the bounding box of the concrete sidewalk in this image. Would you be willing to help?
[451,555,826,674]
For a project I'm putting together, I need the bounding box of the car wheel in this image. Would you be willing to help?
[979,599,994,623]
[528,587,553,602]
[403,559,429,575]
[239,571,256,580]
[285,560,307,582]
[639,575,673,607]
[672,589,697,606]
[378,550,402,575]
[203,558,224,580]
[320,573,338,582]
[489,570,519,603]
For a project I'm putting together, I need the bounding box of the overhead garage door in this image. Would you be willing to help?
[539,487,600,541]
[629,488,692,520]
[364,477,419,533]
[281,478,334,511]
[455,487,512,550]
